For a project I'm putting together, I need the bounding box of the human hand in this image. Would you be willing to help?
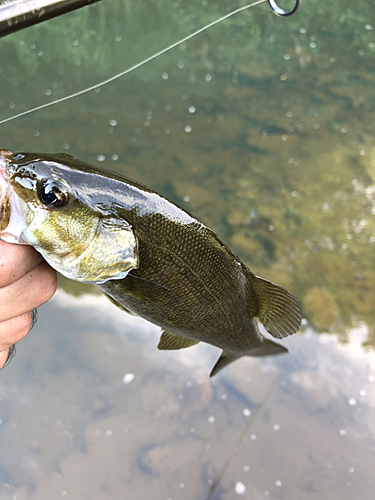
[0,241,57,369]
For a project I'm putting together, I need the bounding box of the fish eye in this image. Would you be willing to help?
[38,182,69,209]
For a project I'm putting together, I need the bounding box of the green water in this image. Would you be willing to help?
[0,1,374,499]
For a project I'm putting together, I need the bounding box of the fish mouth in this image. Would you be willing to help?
[0,149,12,231]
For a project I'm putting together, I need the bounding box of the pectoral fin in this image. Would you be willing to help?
[253,276,301,339]
[158,330,199,350]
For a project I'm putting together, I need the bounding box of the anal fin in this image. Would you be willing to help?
[158,330,200,350]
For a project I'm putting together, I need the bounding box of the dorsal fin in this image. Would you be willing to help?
[158,330,200,350]
[252,276,301,339]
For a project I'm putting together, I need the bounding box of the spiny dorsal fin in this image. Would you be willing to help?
[158,330,200,350]
[253,276,301,339]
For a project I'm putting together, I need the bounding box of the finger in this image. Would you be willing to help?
[0,241,44,287]
[0,261,57,321]
[0,312,32,352]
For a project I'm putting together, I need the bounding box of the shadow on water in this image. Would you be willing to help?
[0,0,374,499]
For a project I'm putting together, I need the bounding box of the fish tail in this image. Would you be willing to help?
[210,338,288,377]
[247,337,288,357]
[210,351,240,377]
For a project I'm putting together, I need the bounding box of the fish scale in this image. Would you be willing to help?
[0,149,301,376]
[101,212,261,349]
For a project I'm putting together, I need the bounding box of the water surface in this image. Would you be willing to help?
[0,1,374,498]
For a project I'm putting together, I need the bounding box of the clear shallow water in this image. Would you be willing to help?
[0,1,374,498]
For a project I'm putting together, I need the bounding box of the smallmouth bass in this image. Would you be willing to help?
[0,149,301,376]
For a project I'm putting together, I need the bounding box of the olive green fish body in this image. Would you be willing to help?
[0,150,301,375]
[99,213,263,353]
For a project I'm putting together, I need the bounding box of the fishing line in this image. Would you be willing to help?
[204,374,279,500]
[0,0,267,125]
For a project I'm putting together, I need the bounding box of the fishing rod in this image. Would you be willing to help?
[0,0,299,39]
[0,0,102,38]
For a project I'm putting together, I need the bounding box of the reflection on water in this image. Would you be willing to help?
[0,291,374,499]
[0,0,374,498]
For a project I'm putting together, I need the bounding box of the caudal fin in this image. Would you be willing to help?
[210,338,288,377]
[210,351,240,378]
